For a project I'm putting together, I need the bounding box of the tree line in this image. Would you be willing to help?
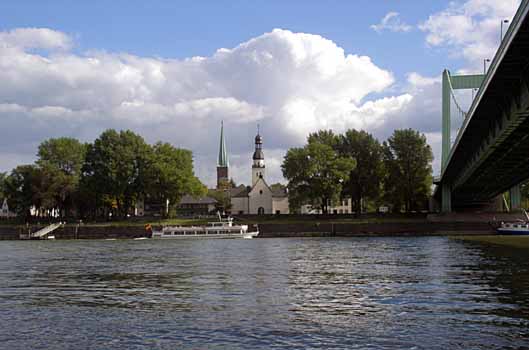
[282,128,434,213]
[0,129,206,221]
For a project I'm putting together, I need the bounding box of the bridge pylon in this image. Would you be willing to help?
[440,70,485,213]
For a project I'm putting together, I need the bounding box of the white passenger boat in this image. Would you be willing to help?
[495,210,529,235]
[151,216,259,239]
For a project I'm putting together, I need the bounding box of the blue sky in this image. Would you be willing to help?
[0,1,457,82]
[0,0,521,186]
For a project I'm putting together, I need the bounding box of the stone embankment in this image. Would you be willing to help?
[257,221,494,237]
[0,225,149,240]
[1,212,522,240]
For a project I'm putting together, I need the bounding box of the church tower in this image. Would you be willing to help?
[252,126,265,186]
[217,121,229,189]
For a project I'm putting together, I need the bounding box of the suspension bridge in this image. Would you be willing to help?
[434,0,529,212]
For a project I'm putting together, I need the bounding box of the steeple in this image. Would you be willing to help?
[218,121,228,167]
[252,124,265,186]
[217,121,229,189]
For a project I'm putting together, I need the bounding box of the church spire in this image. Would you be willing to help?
[252,124,265,186]
[218,121,228,167]
[217,121,229,189]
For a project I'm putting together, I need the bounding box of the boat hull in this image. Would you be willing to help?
[496,228,529,235]
[152,231,259,239]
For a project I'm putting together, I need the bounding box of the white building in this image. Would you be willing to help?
[0,198,15,218]
[300,198,353,214]
[229,130,289,215]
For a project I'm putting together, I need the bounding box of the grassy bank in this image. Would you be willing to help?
[0,213,429,228]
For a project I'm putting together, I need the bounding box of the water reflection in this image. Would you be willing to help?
[0,237,529,349]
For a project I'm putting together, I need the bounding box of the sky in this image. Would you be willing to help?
[0,0,522,187]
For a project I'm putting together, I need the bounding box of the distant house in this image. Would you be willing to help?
[0,198,15,219]
[300,198,353,214]
[176,195,217,216]
[135,197,169,217]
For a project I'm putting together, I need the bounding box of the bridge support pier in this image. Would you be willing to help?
[441,183,452,213]
[510,184,522,211]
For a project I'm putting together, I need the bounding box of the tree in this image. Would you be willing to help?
[282,140,356,213]
[307,129,340,149]
[382,129,433,212]
[207,188,232,213]
[338,129,384,214]
[148,142,206,216]
[3,165,39,219]
[81,129,153,218]
[36,137,87,217]
[0,172,6,198]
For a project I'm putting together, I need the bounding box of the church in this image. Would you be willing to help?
[216,123,289,215]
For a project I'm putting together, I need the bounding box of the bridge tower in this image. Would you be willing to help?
[440,70,522,212]
[440,70,484,212]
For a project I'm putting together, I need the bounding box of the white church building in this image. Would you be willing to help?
[218,125,289,215]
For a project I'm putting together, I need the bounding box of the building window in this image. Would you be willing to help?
[276,210,280,214]
[259,190,263,195]
[239,211,244,214]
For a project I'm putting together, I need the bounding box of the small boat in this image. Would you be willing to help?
[150,215,259,239]
[495,210,529,235]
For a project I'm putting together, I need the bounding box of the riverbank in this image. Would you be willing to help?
[2,212,524,240]
[0,219,498,240]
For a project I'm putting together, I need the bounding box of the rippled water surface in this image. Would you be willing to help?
[1,237,529,349]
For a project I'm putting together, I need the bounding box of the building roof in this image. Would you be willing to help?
[230,181,288,199]
[271,185,288,198]
[230,185,250,198]
[218,121,229,167]
[179,195,217,205]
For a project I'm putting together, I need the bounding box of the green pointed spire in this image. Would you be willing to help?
[218,121,229,167]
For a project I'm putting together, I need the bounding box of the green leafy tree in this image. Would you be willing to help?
[82,129,153,218]
[4,165,39,219]
[148,142,206,216]
[307,129,340,149]
[382,129,433,212]
[36,137,87,217]
[338,129,384,213]
[207,188,231,213]
[282,140,356,213]
[0,172,6,199]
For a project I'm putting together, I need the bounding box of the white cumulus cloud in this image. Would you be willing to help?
[419,0,520,68]
[371,12,412,33]
[0,27,417,187]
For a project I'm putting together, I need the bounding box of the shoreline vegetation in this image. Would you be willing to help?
[0,127,436,223]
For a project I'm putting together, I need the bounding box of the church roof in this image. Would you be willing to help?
[218,121,229,167]
[230,185,250,198]
[271,186,288,198]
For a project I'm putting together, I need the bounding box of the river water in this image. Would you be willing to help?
[1,237,529,349]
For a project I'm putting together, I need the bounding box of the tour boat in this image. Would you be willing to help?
[495,210,529,235]
[150,216,259,239]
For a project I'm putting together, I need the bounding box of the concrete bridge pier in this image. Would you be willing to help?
[510,184,522,211]
[441,183,452,213]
